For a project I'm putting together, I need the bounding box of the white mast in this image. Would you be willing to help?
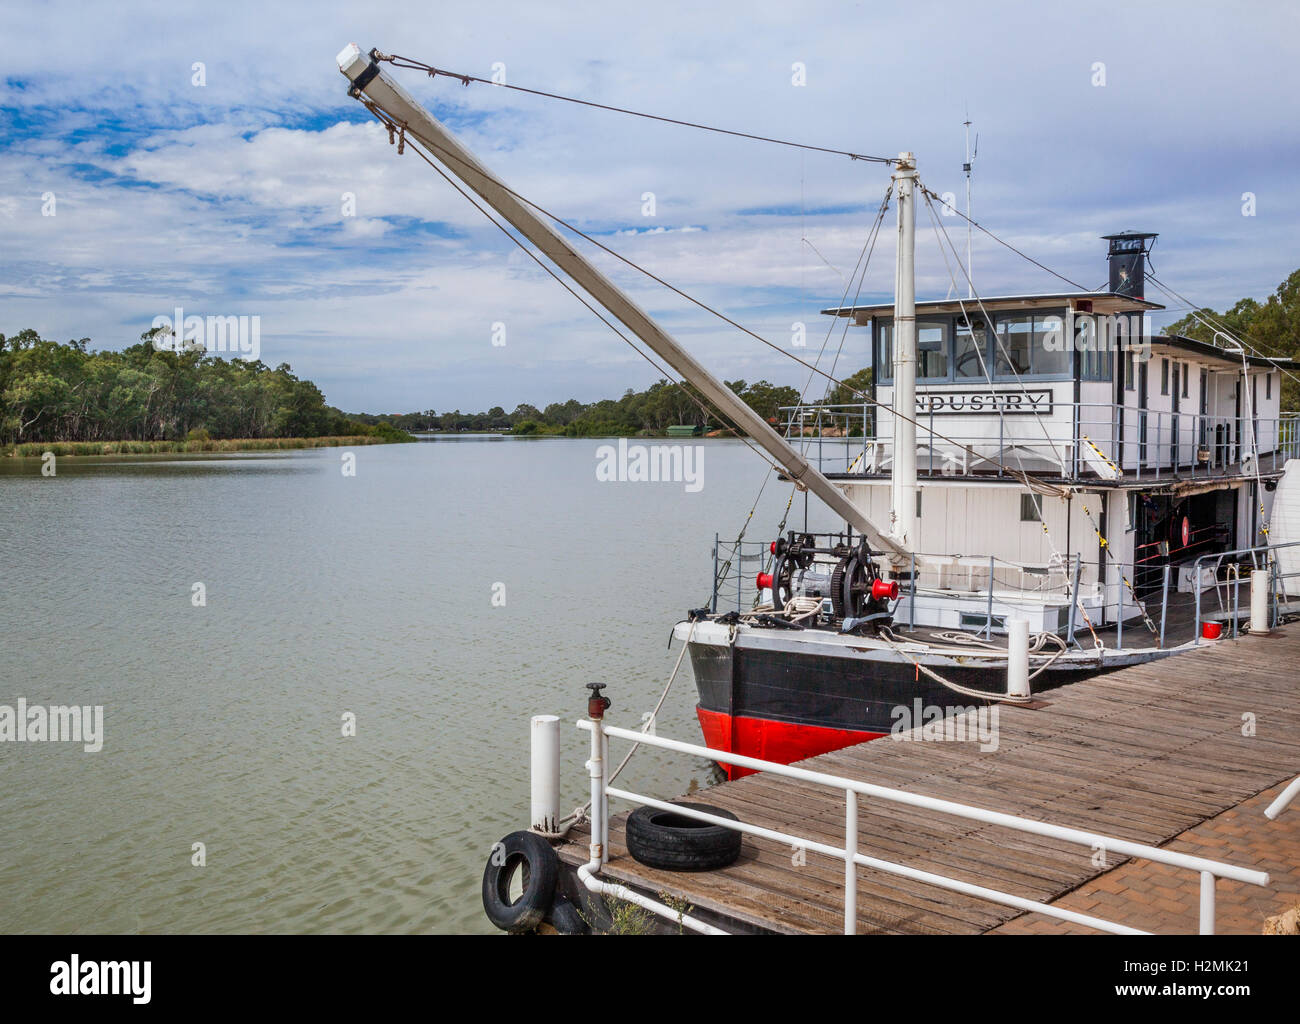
[890,152,918,550]
[336,44,908,558]
[963,117,974,298]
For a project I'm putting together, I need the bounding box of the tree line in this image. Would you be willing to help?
[0,328,406,445]
[1165,268,1300,406]
[356,368,875,436]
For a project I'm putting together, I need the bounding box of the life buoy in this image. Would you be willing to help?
[1181,516,1190,548]
[625,802,742,871]
[481,831,559,933]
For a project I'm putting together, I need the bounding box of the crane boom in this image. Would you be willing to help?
[336,43,907,558]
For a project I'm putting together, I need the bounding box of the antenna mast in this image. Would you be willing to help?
[963,116,975,298]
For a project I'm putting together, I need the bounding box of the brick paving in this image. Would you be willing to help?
[990,779,1300,934]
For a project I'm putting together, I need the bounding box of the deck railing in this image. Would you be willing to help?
[574,718,1270,935]
[779,401,1300,481]
[712,534,1300,648]
[1192,540,1300,640]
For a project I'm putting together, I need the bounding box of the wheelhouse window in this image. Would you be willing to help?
[916,322,949,379]
[875,309,1072,383]
[1161,358,1169,395]
[1076,316,1111,381]
[995,315,1033,376]
[954,315,990,378]
[1125,350,1137,391]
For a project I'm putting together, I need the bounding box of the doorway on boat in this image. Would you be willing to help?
[1131,490,1236,595]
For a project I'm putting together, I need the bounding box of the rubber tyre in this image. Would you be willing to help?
[625,802,742,872]
[547,894,590,935]
[482,830,559,933]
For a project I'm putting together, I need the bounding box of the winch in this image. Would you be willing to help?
[756,530,898,629]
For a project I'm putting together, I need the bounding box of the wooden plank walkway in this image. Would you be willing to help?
[556,628,1300,934]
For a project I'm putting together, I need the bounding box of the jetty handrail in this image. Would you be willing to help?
[1193,540,1300,641]
[578,719,1270,935]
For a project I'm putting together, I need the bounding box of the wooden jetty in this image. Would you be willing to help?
[554,627,1300,934]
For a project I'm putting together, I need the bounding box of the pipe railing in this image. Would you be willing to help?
[779,402,1300,481]
[572,717,1270,935]
[710,535,1190,647]
[1193,540,1300,641]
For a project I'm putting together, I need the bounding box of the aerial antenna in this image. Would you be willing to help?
[963,112,977,298]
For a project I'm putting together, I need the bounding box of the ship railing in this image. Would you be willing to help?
[572,717,1270,934]
[710,534,1189,650]
[1192,540,1300,642]
[778,402,1300,481]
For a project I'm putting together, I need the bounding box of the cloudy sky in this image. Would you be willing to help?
[2,1,1297,413]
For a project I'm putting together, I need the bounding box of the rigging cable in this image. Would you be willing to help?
[350,83,1033,474]
[375,52,897,165]
[356,97,786,476]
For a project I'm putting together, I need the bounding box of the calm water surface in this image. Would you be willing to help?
[0,436,828,933]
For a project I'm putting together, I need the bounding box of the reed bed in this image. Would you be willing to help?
[3,435,403,458]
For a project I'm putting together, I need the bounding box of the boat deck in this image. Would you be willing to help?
[554,625,1300,933]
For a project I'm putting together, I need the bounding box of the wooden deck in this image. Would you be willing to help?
[555,627,1300,934]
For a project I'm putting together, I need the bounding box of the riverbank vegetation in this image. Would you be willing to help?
[353,370,875,437]
[1165,268,1300,406]
[2,435,398,458]
[0,328,413,447]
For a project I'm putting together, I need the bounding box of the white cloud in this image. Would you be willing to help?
[1,0,1298,410]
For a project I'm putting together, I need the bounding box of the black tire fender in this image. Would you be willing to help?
[625,802,742,872]
[482,830,559,933]
[547,894,590,935]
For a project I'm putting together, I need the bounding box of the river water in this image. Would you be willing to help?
[0,436,829,933]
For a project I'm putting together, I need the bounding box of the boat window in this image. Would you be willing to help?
[916,322,949,379]
[1125,351,1137,391]
[876,322,892,381]
[1161,358,1169,395]
[1267,372,1272,400]
[995,316,1033,376]
[1033,315,1069,375]
[1077,316,1111,381]
[954,316,989,378]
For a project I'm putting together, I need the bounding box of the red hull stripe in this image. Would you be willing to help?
[696,706,886,780]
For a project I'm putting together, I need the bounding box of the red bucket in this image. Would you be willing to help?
[1202,621,1223,640]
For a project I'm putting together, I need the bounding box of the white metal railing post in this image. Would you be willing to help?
[844,790,858,935]
[1265,775,1300,819]
[531,715,561,834]
[586,719,605,865]
[1200,871,1215,935]
[601,725,610,860]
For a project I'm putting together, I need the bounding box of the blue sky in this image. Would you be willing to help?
[2,0,1297,413]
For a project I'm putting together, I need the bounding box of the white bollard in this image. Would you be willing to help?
[1006,618,1030,698]
[1249,569,1271,635]
[530,715,561,834]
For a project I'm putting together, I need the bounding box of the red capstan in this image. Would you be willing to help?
[757,572,774,591]
[871,578,900,601]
